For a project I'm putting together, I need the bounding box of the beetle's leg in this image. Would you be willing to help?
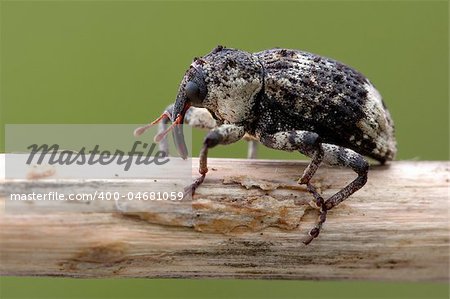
[320,144,369,209]
[183,108,259,159]
[158,106,258,159]
[260,131,326,242]
[248,140,258,159]
[183,107,218,130]
[185,124,245,197]
[298,147,327,245]
[243,136,258,159]
[156,105,217,155]
[260,131,368,244]
[302,144,369,244]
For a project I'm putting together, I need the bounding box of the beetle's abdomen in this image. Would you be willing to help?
[254,49,396,162]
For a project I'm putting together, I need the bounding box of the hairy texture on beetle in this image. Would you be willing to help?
[192,48,264,126]
[321,144,366,171]
[358,82,396,160]
[259,131,319,154]
[175,46,396,162]
[209,125,245,145]
[150,46,397,244]
[253,48,396,162]
[184,107,217,130]
[169,46,396,163]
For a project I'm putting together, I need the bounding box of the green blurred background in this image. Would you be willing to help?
[0,0,448,298]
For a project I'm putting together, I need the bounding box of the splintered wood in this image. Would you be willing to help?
[0,158,449,281]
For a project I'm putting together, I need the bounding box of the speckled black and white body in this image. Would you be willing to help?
[137,46,397,244]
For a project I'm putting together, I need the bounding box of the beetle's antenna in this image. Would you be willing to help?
[153,114,183,142]
[133,111,171,137]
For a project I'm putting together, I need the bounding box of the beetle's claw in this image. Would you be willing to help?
[303,227,321,245]
[183,174,206,200]
[302,206,327,245]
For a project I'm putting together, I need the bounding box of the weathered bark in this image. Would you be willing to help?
[0,158,448,281]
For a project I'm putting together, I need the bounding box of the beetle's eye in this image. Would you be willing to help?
[185,81,204,104]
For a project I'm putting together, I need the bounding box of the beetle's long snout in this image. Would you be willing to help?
[167,97,191,159]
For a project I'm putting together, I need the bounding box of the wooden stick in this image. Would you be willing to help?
[0,158,448,281]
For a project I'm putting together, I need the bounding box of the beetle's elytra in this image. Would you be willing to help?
[135,46,397,244]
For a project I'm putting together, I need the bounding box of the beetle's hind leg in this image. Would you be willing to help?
[260,131,369,244]
[320,144,369,210]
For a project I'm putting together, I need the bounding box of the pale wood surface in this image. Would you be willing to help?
[0,158,449,281]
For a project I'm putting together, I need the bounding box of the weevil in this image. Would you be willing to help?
[135,46,397,244]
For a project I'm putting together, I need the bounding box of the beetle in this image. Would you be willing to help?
[135,46,397,244]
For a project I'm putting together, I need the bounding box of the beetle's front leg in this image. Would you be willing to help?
[157,105,258,159]
[185,124,245,196]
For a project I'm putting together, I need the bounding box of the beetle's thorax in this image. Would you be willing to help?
[192,47,264,126]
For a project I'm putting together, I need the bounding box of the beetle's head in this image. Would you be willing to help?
[171,45,263,125]
[171,65,207,121]
[134,46,262,158]
[133,65,207,159]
